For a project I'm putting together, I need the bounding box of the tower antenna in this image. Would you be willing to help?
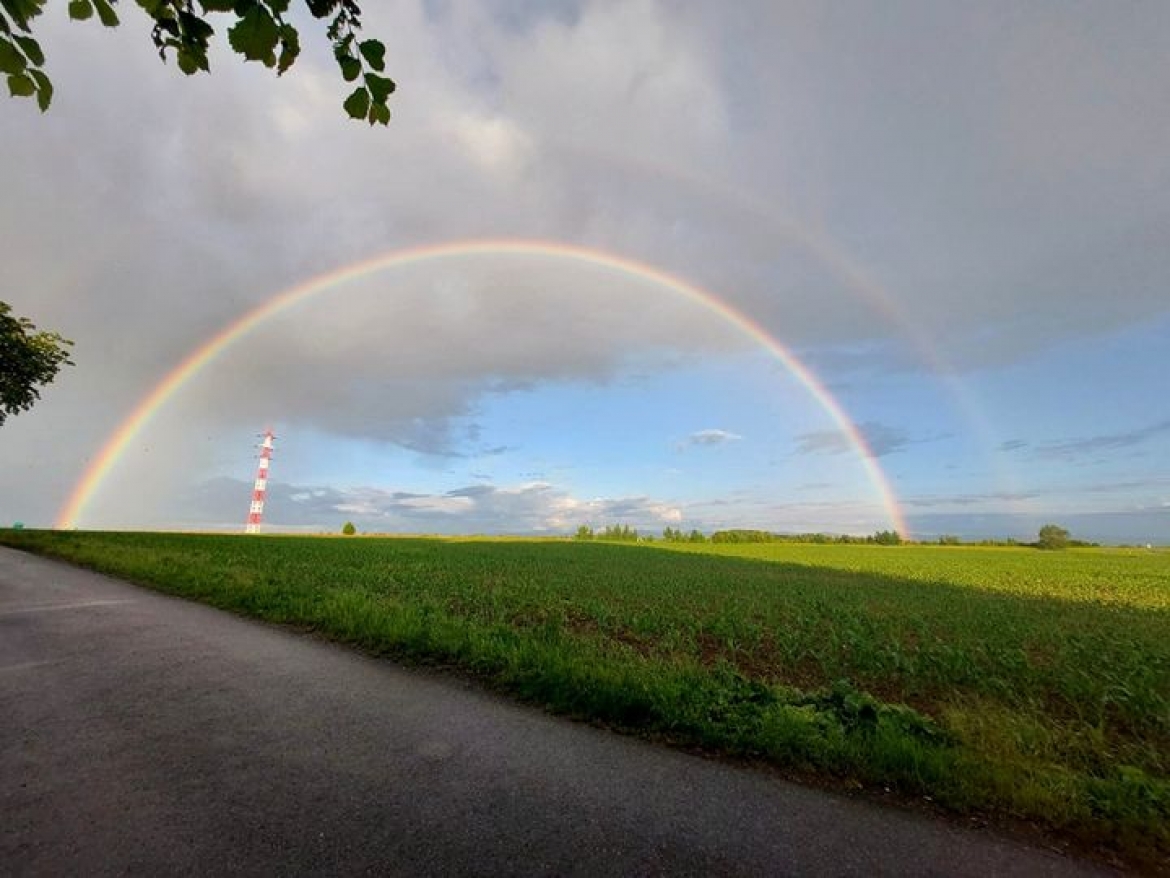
[245,429,275,534]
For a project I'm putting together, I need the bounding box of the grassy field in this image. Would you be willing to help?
[3,530,1167,866]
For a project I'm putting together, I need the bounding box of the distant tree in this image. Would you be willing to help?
[937,534,961,546]
[0,301,73,426]
[1037,524,1070,550]
[574,524,594,541]
[341,521,356,535]
[687,529,706,543]
[600,524,638,542]
[711,529,774,544]
[1,0,395,124]
[872,530,903,546]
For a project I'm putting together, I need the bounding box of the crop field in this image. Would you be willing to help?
[3,530,1167,866]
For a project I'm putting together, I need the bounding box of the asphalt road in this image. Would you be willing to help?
[0,546,1112,876]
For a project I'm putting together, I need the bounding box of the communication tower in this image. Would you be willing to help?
[245,429,275,534]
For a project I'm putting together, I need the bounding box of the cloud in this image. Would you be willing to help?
[794,421,912,458]
[1,1,1168,538]
[178,476,685,534]
[901,476,1170,513]
[902,491,1041,509]
[793,431,851,457]
[683,429,742,447]
[1004,419,1170,461]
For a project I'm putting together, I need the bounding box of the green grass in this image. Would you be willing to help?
[3,530,1167,866]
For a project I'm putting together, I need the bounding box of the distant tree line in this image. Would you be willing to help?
[572,525,908,545]
[568,523,1100,549]
[938,526,1095,550]
[709,528,904,545]
[662,526,707,543]
[574,524,640,542]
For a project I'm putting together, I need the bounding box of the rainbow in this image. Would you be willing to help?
[57,239,908,535]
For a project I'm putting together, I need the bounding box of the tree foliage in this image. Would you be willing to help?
[662,526,707,543]
[1037,524,1070,550]
[710,529,775,544]
[0,0,394,124]
[599,524,638,542]
[341,520,356,535]
[0,301,73,426]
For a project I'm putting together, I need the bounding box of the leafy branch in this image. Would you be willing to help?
[0,300,73,426]
[0,0,394,124]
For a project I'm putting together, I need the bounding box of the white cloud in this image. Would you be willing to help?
[447,111,535,178]
[178,477,687,534]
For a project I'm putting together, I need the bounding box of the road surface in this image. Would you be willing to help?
[0,546,1110,876]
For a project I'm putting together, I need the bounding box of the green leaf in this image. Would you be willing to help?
[0,37,26,75]
[332,32,353,62]
[3,0,43,32]
[369,99,390,126]
[305,0,339,18]
[91,0,118,27]
[337,53,359,81]
[342,84,368,119]
[200,0,235,11]
[363,71,394,103]
[227,4,279,66]
[13,34,43,66]
[276,23,299,75]
[28,66,50,110]
[7,70,35,96]
[177,11,215,43]
[176,47,201,75]
[67,0,93,21]
[357,38,384,72]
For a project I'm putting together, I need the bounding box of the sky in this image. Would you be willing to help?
[1,0,1168,543]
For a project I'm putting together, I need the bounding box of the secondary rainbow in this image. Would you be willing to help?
[57,238,908,535]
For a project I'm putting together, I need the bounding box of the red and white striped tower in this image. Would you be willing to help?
[245,429,275,534]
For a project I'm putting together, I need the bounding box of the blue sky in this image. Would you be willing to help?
[1,1,1167,543]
